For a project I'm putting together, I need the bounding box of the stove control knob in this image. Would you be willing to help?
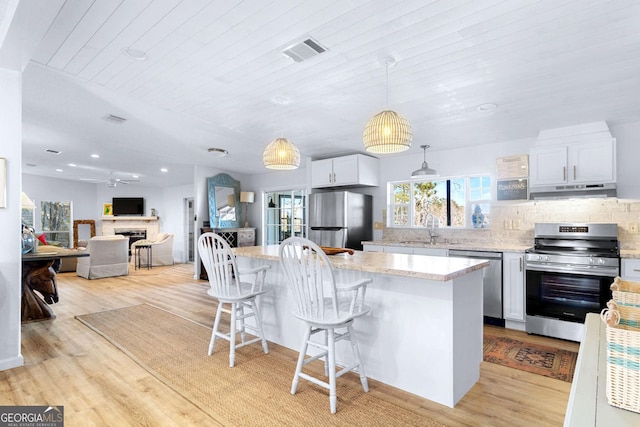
[598,258,605,265]
[545,256,550,262]
[589,257,594,264]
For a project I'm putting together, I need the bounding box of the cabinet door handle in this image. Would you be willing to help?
[573,165,576,180]
[563,166,566,181]
[634,269,640,272]
[519,257,523,272]
[333,172,336,183]
[328,173,332,183]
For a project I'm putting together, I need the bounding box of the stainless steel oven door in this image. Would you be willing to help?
[525,268,616,324]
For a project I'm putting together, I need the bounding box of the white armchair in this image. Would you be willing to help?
[76,235,129,279]
[131,233,175,266]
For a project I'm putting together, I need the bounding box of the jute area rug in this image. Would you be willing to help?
[76,304,444,427]
[483,334,578,382]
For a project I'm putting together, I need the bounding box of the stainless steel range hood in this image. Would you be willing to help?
[529,182,616,200]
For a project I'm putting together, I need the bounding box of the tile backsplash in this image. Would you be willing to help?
[382,198,640,250]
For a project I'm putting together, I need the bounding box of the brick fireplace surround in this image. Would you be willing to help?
[100,216,159,241]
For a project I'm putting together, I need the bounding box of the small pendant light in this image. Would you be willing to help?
[263,96,301,170]
[263,137,300,170]
[363,58,412,154]
[411,145,438,178]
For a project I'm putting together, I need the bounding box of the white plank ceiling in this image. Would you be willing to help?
[11,0,640,186]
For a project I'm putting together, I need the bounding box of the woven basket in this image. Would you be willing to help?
[610,277,640,328]
[602,286,640,413]
[611,277,640,306]
[604,322,640,413]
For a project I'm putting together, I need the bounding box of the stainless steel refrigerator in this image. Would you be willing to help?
[308,191,372,250]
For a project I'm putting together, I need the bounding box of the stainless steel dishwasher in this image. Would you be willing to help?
[448,250,503,321]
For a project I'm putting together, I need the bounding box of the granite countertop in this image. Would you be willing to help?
[233,245,489,282]
[621,249,640,259]
[364,240,640,259]
[362,240,532,253]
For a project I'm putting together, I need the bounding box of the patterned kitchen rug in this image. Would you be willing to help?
[483,334,578,382]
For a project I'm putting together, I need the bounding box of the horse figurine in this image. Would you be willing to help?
[22,259,60,322]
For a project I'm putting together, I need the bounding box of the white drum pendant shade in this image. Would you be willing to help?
[263,137,300,170]
[363,109,412,154]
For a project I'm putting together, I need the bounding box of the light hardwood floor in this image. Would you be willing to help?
[2,264,579,426]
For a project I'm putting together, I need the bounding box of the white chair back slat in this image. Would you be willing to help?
[198,232,240,297]
[280,237,340,322]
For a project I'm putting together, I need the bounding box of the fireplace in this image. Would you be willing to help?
[115,228,147,255]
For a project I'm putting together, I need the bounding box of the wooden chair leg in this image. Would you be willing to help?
[229,302,237,367]
[347,324,369,392]
[251,300,269,354]
[291,325,312,395]
[327,328,337,414]
[208,301,224,356]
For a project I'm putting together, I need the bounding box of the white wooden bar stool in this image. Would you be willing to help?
[279,237,371,414]
[198,232,270,367]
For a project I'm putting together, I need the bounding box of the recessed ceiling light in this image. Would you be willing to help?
[132,175,139,179]
[477,103,498,113]
[68,163,76,167]
[160,168,168,173]
[207,147,228,157]
[122,47,147,61]
[91,154,100,158]
[55,169,63,172]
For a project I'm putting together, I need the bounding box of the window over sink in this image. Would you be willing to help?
[388,174,491,229]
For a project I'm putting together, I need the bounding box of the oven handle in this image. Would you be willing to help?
[525,263,618,277]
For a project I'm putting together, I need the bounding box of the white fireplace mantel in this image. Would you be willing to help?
[101,216,159,240]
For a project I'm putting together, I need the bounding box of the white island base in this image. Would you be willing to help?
[234,247,487,408]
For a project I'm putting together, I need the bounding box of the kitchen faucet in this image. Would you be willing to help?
[424,212,438,244]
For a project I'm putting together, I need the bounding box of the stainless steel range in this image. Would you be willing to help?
[525,223,619,342]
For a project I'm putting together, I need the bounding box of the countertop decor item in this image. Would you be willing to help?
[319,246,354,255]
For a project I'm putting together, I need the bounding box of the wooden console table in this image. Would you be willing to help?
[564,313,640,426]
[21,252,89,322]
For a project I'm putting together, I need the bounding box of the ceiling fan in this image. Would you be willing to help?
[80,173,139,188]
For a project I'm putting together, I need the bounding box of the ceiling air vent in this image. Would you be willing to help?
[282,38,327,63]
[45,149,61,155]
[103,114,127,124]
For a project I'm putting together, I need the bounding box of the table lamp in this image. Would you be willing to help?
[240,191,255,228]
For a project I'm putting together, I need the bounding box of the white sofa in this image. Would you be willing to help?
[130,233,175,267]
[76,235,129,279]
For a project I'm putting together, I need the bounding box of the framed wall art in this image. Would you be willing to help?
[0,158,6,208]
[103,203,113,216]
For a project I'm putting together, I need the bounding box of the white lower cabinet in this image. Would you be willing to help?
[412,247,448,257]
[362,244,447,256]
[622,259,640,280]
[503,252,525,328]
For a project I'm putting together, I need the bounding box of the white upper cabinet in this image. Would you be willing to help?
[529,139,616,186]
[311,154,379,188]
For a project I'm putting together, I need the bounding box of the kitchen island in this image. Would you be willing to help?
[233,245,489,408]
